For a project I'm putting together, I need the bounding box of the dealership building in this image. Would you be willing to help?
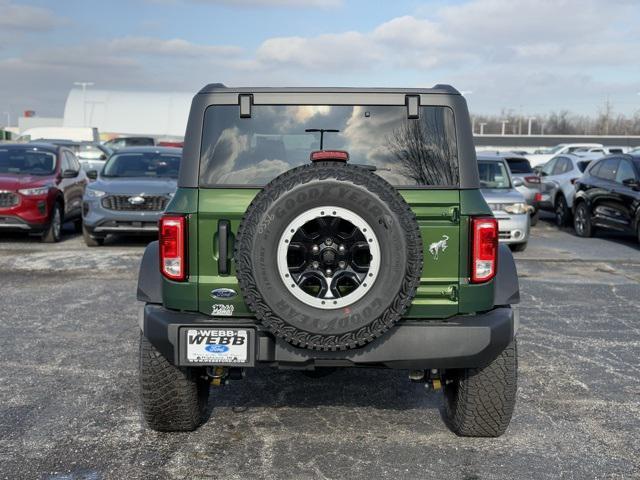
[62,88,192,138]
[13,88,192,139]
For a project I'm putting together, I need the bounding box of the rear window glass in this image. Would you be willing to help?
[506,158,532,173]
[102,152,181,178]
[199,105,459,187]
[478,161,511,189]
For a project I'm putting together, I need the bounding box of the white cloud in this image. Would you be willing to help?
[2,0,640,117]
[257,31,381,69]
[150,0,342,7]
[0,0,65,31]
[108,36,242,57]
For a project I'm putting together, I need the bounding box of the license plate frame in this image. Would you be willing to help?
[180,327,254,366]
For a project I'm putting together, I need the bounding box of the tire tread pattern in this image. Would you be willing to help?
[444,340,518,437]
[138,333,209,432]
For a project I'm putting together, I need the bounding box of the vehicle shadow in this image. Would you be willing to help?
[101,234,156,248]
[538,212,639,250]
[0,221,81,244]
[206,366,443,413]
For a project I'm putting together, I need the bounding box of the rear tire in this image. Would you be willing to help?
[42,203,62,243]
[444,339,518,437]
[73,218,83,233]
[573,202,593,237]
[554,195,569,227]
[83,225,104,247]
[139,333,210,432]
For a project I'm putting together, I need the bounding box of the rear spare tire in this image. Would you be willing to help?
[235,162,422,351]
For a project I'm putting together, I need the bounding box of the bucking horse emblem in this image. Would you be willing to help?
[429,235,449,260]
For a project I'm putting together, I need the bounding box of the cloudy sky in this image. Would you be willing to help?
[1,0,639,122]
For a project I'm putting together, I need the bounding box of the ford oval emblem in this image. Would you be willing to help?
[205,344,229,353]
[128,195,145,205]
[211,288,237,299]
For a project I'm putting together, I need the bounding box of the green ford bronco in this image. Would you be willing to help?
[137,85,520,437]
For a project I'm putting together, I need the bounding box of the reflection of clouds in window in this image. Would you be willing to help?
[199,105,458,187]
[291,105,331,124]
[343,106,405,166]
[200,126,249,185]
[217,159,290,185]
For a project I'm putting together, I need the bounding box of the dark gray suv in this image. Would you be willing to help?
[82,147,181,246]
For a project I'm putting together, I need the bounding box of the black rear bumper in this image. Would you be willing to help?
[141,304,516,370]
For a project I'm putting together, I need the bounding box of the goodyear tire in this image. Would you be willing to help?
[235,162,422,351]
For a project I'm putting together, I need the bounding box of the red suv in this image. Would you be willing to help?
[0,143,88,242]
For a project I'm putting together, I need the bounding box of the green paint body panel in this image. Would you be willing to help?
[157,186,495,319]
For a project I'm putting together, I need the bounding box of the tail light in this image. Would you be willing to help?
[471,217,498,283]
[159,215,187,281]
[534,192,542,203]
[524,175,541,184]
[310,150,349,162]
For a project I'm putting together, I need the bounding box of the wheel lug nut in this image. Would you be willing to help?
[312,261,319,269]
[325,268,333,277]
[338,261,346,269]
[312,244,319,253]
[324,238,333,246]
[338,244,346,253]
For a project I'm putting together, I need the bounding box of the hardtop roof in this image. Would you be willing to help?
[198,84,461,95]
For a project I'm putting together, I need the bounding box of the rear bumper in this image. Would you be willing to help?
[141,304,516,370]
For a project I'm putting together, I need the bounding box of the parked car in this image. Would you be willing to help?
[17,127,99,143]
[136,85,521,437]
[573,154,640,243]
[33,140,112,173]
[103,136,155,150]
[0,143,87,242]
[480,153,541,226]
[536,154,596,226]
[528,143,603,167]
[478,157,530,251]
[572,146,630,155]
[82,147,181,246]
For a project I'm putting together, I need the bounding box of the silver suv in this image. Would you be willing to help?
[82,147,181,246]
[536,153,596,227]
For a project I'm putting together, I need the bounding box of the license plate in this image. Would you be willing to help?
[185,329,249,364]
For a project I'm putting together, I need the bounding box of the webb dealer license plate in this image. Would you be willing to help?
[185,329,250,364]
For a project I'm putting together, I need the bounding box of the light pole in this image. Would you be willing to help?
[527,117,536,136]
[74,81,94,127]
[500,120,509,136]
[479,122,487,135]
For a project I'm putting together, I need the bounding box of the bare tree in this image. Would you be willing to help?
[387,116,459,186]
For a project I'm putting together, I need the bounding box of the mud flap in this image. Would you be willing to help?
[137,241,162,304]
[494,244,520,306]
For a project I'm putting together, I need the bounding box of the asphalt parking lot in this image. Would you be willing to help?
[1,217,639,480]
